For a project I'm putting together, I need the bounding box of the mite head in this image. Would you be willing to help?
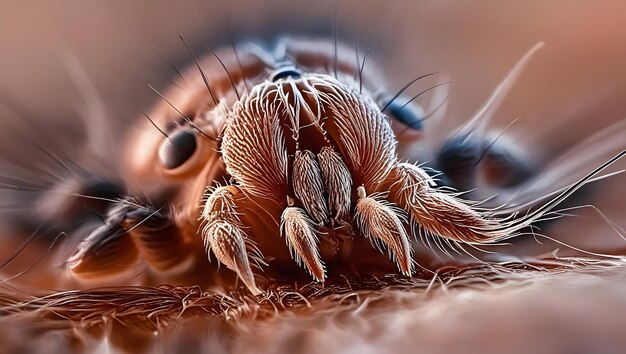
[118,38,434,283]
[123,38,407,209]
[79,37,625,293]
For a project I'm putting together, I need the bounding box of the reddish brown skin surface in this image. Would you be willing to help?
[0,2,626,353]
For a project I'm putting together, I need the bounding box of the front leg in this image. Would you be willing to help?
[68,200,191,279]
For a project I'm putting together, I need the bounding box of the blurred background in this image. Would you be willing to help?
[0,1,625,353]
[1,0,625,139]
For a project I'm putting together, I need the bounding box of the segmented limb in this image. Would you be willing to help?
[389,150,626,245]
[201,185,264,295]
[68,223,140,278]
[388,163,499,244]
[355,186,413,275]
[68,201,190,279]
[281,202,326,282]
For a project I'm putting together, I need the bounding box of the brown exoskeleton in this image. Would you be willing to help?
[65,37,625,295]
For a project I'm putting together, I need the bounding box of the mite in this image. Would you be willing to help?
[57,37,624,295]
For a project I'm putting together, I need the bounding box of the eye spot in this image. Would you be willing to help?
[158,130,197,170]
[271,66,302,82]
[387,100,424,130]
[436,134,535,191]
[481,142,534,188]
[436,134,481,190]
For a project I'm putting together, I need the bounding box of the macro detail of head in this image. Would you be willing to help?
[1,3,626,353]
[46,37,623,296]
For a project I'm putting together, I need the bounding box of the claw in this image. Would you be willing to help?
[202,185,264,295]
[355,186,413,276]
[281,206,326,282]
[203,220,262,295]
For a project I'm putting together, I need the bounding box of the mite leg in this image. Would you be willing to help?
[387,163,499,244]
[120,206,191,272]
[201,185,276,295]
[201,185,264,295]
[202,185,327,292]
[68,223,139,278]
[280,199,326,282]
[68,201,191,279]
[387,150,626,246]
[202,220,261,294]
[354,186,413,276]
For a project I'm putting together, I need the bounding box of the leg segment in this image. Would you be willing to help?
[201,185,264,295]
[68,223,140,278]
[68,201,190,279]
[388,163,499,244]
[281,203,325,282]
[355,187,413,275]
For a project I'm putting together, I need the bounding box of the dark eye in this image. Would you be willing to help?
[158,130,197,169]
[388,100,424,130]
[436,133,481,190]
[481,140,534,188]
[81,176,125,201]
[271,65,302,82]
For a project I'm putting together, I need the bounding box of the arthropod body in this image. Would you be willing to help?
[62,37,623,294]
